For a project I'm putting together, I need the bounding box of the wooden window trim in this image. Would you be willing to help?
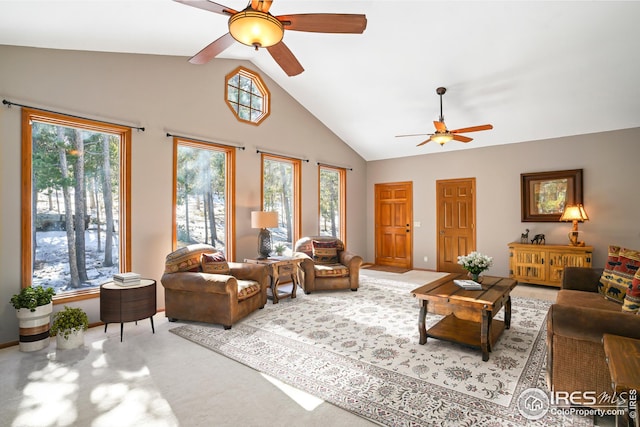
[21,108,132,303]
[225,66,270,126]
[318,165,347,243]
[172,137,236,260]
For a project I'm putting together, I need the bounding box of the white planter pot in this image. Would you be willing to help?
[56,328,85,350]
[16,302,52,352]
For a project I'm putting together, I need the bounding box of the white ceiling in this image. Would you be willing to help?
[1,0,639,161]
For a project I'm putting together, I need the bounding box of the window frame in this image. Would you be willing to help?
[172,137,236,259]
[225,66,270,126]
[318,165,347,242]
[260,153,301,250]
[21,108,132,302]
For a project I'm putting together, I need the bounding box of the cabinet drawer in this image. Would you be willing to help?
[277,263,294,275]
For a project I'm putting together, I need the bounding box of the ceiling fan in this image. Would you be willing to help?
[396,87,493,146]
[174,0,367,76]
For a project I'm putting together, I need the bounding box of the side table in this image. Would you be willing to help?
[100,278,157,342]
[244,257,302,304]
[603,334,640,427]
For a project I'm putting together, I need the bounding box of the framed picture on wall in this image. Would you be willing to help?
[521,169,583,222]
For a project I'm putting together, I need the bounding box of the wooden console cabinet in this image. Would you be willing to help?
[508,242,593,288]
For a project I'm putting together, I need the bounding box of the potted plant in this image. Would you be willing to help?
[274,243,287,256]
[10,286,56,352]
[50,306,89,350]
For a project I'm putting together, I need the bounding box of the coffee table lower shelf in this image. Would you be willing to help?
[426,314,505,358]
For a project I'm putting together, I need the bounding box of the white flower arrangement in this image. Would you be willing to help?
[457,251,493,275]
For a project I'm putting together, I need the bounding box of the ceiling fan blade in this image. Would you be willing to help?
[433,121,447,132]
[267,42,304,76]
[189,32,235,64]
[416,138,432,147]
[452,134,473,143]
[277,14,367,33]
[174,0,237,15]
[395,133,432,138]
[251,0,273,13]
[450,124,493,134]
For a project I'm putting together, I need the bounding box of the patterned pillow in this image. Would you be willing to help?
[165,244,216,273]
[201,252,230,275]
[623,269,640,313]
[605,247,640,304]
[599,245,621,298]
[237,280,261,301]
[312,240,339,264]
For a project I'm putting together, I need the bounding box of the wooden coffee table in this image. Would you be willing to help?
[411,273,517,361]
[603,334,640,427]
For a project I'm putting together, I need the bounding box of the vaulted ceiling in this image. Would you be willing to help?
[1,1,639,161]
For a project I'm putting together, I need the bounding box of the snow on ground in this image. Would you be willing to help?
[33,229,119,293]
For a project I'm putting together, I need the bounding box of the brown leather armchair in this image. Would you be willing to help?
[161,244,268,329]
[546,267,640,402]
[293,236,362,294]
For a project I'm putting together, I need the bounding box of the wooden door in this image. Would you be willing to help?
[436,178,476,272]
[375,182,413,269]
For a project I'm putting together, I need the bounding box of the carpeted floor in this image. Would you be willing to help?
[171,270,593,426]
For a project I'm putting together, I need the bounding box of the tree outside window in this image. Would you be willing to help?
[319,166,346,240]
[21,109,131,297]
[262,154,300,255]
[173,138,235,257]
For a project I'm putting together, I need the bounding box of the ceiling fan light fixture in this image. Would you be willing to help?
[431,133,453,145]
[229,8,284,49]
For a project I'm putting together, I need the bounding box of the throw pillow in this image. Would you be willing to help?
[606,247,640,304]
[599,245,621,298]
[312,240,339,264]
[201,252,230,275]
[623,257,640,313]
[165,243,216,273]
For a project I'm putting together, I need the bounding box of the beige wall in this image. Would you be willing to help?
[0,45,367,344]
[367,128,640,275]
[1,45,639,346]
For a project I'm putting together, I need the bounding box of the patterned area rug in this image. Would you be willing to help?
[361,264,411,273]
[170,271,592,426]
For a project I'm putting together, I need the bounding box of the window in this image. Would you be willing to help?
[173,138,235,258]
[225,66,270,125]
[262,154,301,255]
[319,165,346,241]
[21,108,131,300]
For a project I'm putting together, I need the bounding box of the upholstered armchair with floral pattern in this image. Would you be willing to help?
[293,236,362,294]
[161,244,268,329]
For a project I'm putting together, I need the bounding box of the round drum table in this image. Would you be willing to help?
[100,278,156,342]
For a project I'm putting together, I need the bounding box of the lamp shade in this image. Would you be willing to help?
[251,211,278,229]
[559,204,589,222]
[229,9,284,48]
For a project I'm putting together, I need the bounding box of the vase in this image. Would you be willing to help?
[468,272,483,283]
[16,302,52,352]
[56,328,85,350]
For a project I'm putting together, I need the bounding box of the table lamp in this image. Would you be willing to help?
[251,211,278,259]
[559,204,589,246]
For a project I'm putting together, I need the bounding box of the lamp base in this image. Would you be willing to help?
[257,228,272,259]
[567,231,586,247]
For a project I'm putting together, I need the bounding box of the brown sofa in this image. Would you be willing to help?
[161,244,268,329]
[546,266,640,401]
[293,236,362,294]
